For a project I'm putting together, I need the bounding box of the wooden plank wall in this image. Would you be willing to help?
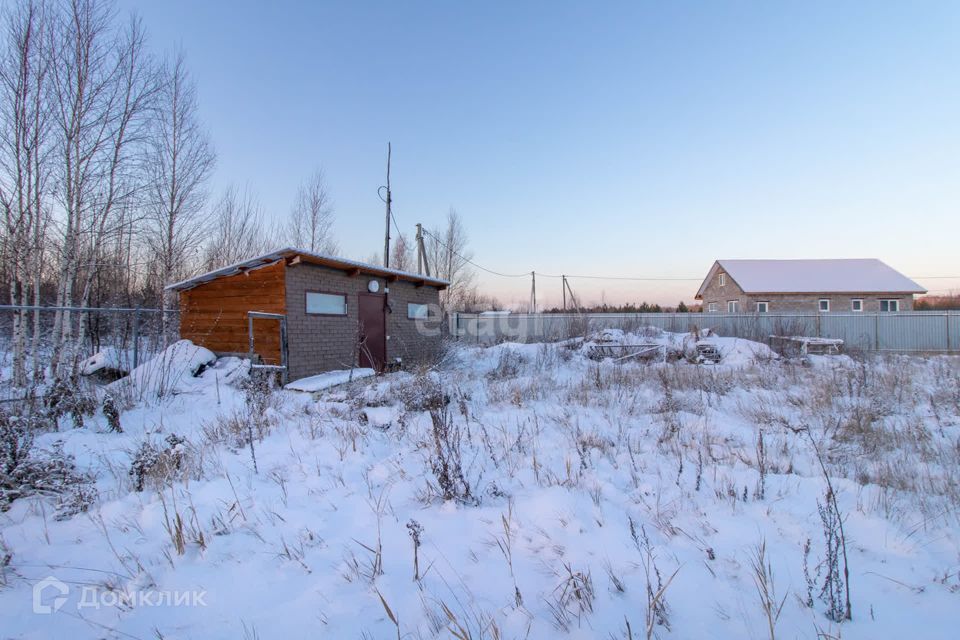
[178,261,286,365]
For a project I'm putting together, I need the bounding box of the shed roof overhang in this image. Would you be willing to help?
[166,248,449,292]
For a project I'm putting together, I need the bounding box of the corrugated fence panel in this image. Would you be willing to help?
[878,313,950,351]
[820,314,877,351]
[453,312,960,352]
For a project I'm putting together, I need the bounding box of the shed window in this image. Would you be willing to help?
[718,272,726,287]
[727,300,739,313]
[756,301,769,313]
[851,299,863,312]
[880,299,900,313]
[819,299,830,313]
[305,292,347,315]
[707,302,717,313]
[407,303,429,319]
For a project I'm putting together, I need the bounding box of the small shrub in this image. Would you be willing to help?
[393,374,447,412]
[129,434,188,492]
[45,376,96,428]
[817,490,848,622]
[487,349,523,380]
[547,563,595,631]
[427,405,474,504]
[1,411,95,516]
[102,393,122,433]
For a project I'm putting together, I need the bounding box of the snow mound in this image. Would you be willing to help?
[110,340,216,398]
[697,335,777,367]
[285,368,375,392]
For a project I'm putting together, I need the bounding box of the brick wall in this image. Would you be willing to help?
[385,280,444,368]
[699,268,749,312]
[284,262,443,381]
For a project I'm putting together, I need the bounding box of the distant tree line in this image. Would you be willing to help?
[543,301,701,314]
[914,295,960,311]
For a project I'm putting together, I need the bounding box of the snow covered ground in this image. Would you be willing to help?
[1,330,959,639]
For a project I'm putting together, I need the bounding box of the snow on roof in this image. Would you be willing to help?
[697,259,926,297]
[165,247,450,292]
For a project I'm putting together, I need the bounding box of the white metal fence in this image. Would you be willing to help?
[450,312,960,353]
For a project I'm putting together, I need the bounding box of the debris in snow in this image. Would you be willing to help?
[360,405,400,429]
[80,346,131,380]
[284,368,375,393]
[769,335,844,357]
[695,342,722,363]
[579,327,776,367]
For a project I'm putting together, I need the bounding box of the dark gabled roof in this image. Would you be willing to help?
[166,248,449,292]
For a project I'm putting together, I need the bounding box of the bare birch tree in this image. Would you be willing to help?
[203,185,272,270]
[390,232,413,272]
[287,169,336,254]
[427,208,476,311]
[146,51,214,339]
[0,0,52,386]
[47,0,158,374]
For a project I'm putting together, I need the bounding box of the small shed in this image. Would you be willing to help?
[165,248,448,382]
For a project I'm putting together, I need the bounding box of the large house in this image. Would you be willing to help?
[166,248,448,382]
[695,259,926,313]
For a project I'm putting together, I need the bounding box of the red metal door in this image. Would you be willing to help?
[357,293,386,371]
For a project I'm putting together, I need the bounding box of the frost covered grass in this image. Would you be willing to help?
[0,333,958,638]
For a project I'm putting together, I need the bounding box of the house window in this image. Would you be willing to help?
[305,291,347,315]
[719,272,726,287]
[756,301,769,313]
[407,303,429,319]
[879,299,900,313]
[851,299,863,312]
[707,302,717,313]
[727,300,739,313]
[818,299,830,313]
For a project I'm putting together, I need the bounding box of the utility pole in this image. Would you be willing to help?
[563,277,578,312]
[383,143,392,268]
[530,271,537,313]
[416,223,431,276]
[562,275,567,311]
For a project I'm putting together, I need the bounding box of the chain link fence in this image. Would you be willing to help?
[0,305,180,402]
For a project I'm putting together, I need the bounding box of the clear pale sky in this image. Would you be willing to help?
[119,0,960,307]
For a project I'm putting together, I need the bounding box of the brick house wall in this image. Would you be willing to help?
[699,267,916,313]
[385,281,444,367]
[284,262,443,381]
[699,271,749,312]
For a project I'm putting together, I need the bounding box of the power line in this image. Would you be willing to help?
[414,224,960,283]
[562,274,702,281]
[420,228,531,278]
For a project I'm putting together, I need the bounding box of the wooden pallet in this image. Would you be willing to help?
[769,336,844,357]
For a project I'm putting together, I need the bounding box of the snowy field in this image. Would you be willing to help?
[1,330,959,639]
